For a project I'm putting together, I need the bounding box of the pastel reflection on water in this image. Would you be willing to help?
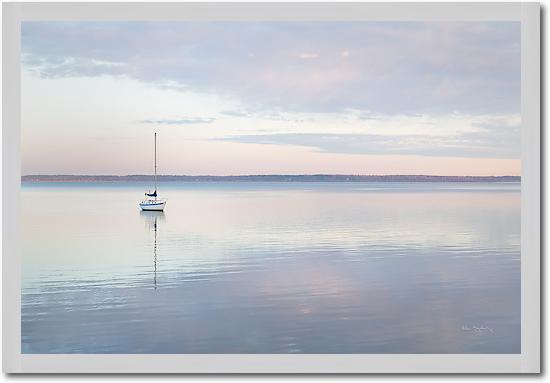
[21,182,520,353]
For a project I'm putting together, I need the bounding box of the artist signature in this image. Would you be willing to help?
[461,324,495,334]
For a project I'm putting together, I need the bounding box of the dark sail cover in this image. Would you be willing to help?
[145,190,157,197]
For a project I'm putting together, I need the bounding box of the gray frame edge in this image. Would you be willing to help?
[2,1,22,374]
[520,1,541,374]
[2,1,541,374]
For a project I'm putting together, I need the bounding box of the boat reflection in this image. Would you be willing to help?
[140,211,165,289]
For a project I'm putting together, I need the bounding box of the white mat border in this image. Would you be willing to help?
[2,2,540,373]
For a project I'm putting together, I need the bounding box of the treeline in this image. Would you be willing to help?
[22,174,521,183]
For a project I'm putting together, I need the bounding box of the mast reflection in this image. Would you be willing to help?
[140,211,165,290]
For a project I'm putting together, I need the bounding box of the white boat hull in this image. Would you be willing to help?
[139,200,166,211]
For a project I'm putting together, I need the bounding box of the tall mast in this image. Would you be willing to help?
[154,132,157,193]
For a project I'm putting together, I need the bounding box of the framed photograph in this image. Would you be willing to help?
[3,2,540,373]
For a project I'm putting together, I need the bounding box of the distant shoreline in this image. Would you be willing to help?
[21,175,521,183]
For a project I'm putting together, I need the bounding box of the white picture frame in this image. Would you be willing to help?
[3,2,540,373]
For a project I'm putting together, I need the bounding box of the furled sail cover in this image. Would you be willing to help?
[145,190,157,197]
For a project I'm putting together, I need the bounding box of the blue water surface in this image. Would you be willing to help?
[21,181,520,353]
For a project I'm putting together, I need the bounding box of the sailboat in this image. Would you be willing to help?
[139,132,166,211]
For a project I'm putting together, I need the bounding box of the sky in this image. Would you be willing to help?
[21,21,521,176]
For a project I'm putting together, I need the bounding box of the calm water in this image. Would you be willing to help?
[21,182,520,354]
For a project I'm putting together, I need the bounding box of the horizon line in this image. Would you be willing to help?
[21,174,521,178]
